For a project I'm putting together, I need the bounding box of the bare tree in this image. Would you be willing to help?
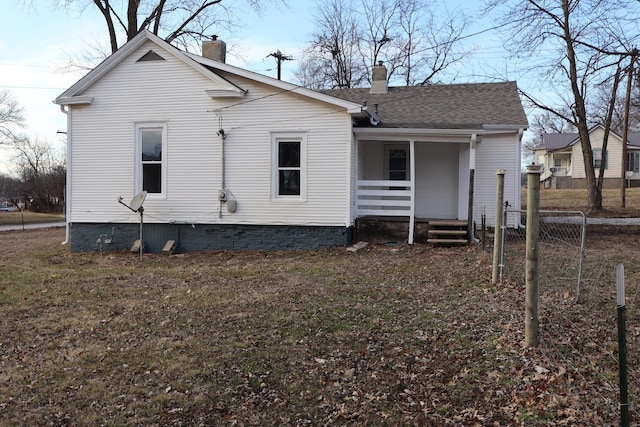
[592,69,640,135]
[0,173,21,205]
[392,0,470,85]
[487,0,640,211]
[525,111,575,158]
[0,90,25,145]
[10,136,66,212]
[295,0,470,89]
[52,0,285,55]
[296,0,365,89]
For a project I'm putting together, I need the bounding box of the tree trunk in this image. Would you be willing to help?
[127,0,140,41]
[94,0,119,53]
[561,0,601,211]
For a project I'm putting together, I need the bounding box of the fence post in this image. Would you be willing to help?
[492,170,506,284]
[617,264,629,427]
[525,163,542,347]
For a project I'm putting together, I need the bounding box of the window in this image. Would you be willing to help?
[593,149,607,169]
[135,123,167,196]
[554,158,562,168]
[271,132,307,201]
[388,149,408,180]
[626,152,640,173]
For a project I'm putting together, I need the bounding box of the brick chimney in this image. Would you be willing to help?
[370,61,388,94]
[202,35,226,63]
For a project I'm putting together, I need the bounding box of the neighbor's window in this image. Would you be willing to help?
[135,122,167,196]
[593,149,607,169]
[271,132,307,200]
[626,152,640,173]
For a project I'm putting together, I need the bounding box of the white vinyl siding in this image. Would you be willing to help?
[474,133,521,227]
[571,127,622,179]
[68,40,352,226]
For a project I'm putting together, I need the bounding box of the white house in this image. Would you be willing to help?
[535,125,640,189]
[54,30,528,252]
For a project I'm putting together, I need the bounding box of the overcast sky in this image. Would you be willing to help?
[0,0,509,173]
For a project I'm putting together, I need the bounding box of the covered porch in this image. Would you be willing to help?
[354,130,479,244]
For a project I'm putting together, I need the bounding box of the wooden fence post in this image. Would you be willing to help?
[492,170,506,284]
[525,163,542,347]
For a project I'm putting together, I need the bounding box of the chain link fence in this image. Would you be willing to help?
[499,209,587,301]
[482,201,640,422]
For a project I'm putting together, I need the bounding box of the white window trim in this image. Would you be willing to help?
[134,122,168,199]
[270,131,307,202]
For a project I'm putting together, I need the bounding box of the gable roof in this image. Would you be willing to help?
[323,81,528,129]
[542,125,640,151]
[54,30,246,105]
[541,133,580,151]
[54,30,365,116]
[54,30,528,132]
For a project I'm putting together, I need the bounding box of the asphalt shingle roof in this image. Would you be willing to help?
[323,81,528,129]
[542,131,640,151]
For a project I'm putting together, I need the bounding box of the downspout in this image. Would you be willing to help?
[217,128,227,218]
[517,128,526,228]
[362,105,380,126]
[60,105,71,245]
[469,133,478,243]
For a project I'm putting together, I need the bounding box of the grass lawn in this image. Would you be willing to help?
[527,187,640,217]
[0,211,65,226]
[0,227,638,425]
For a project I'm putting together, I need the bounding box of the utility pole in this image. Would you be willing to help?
[621,48,637,208]
[268,50,293,80]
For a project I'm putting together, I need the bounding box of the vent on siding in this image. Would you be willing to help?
[137,50,166,62]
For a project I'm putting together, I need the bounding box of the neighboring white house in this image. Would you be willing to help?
[535,125,640,189]
[54,30,528,252]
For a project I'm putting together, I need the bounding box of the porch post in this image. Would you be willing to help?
[408,139,415,244]
[467,134,477,240]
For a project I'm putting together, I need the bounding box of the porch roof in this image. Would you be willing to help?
[323,81,528,130]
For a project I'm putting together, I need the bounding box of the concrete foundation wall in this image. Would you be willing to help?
[71,223,351,253]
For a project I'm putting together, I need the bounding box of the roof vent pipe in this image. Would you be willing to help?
[202,35,226,63]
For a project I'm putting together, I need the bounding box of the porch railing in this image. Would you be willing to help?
[356,180,413,217]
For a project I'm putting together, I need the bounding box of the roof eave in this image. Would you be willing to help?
[184,52,364,113]
[53,96,94,106]
[353,127,484,136]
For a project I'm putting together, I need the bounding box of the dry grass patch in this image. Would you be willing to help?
[0,228,639,425]
[0,211,64,226]
[523,187,640,217]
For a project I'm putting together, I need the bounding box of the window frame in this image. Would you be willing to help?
[270,131,307,202]
[384,145,410,181]
[626,151,640,173]
[593,148,608,170]
[134,122,168,198]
